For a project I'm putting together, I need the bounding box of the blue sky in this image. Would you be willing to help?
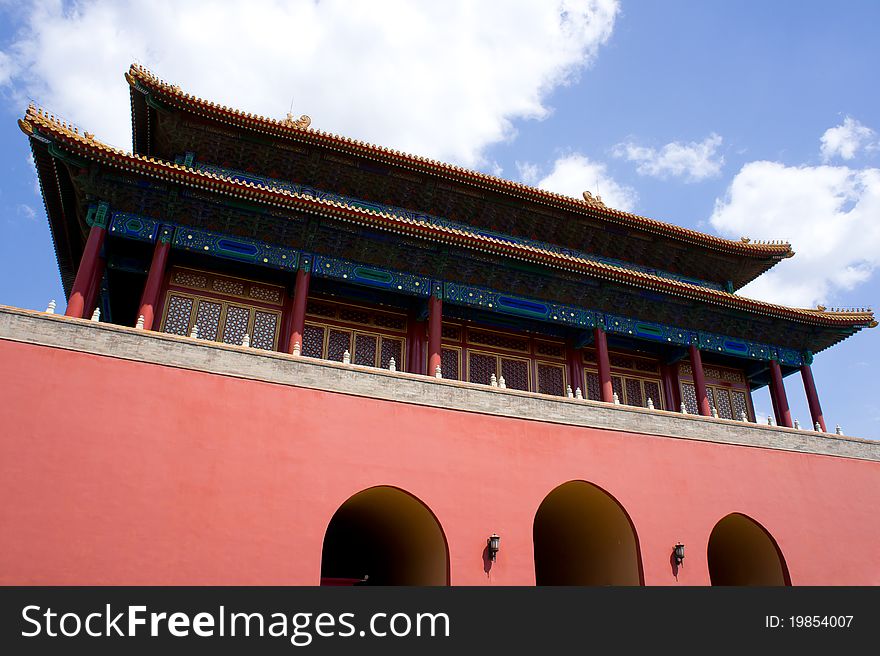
[0,1,877,436]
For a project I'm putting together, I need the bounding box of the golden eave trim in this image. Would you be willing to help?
[21,106,873,331]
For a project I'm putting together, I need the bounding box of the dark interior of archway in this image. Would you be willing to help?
[708,514,788,586]
[534,481,641,585]
[321,487,448,586]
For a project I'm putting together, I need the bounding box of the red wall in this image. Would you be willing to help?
[1,339,878,585]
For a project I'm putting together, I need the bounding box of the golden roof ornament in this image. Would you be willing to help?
[582,190,605,207]
[284,112,311,130]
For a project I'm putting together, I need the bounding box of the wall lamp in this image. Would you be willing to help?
[487,534,501,561]
[673,543,685,567]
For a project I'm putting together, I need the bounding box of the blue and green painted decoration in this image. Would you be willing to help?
[172,226,298,271]
[102,205,805,367]
[312,254,430,297]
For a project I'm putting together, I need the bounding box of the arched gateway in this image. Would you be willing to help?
[534,480,643,585]
[708,513,790,586]
[321,486,449,586]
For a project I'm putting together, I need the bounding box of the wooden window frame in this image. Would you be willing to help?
[159,290,282,350]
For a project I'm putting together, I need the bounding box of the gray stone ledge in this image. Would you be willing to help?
[1,304,878,462]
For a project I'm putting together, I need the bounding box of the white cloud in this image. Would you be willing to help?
[0,0,619,168]
[820,116,876,162]
[515,160,542,186]
[526,153,638,212]
[16,204,37,222]
[710,160,880,306]
[0,51,13,85]
[612,133,724,181]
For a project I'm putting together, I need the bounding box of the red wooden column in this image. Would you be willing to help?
[66,224,107,318]
[769,359,793,428]
[406,313,426,375]
[800,359,826,432]
[82,253,107,320]
[594,327,613,402]
[688,344,712,417]
[414,322,427,375]
[136,228,172,330]
[287,264,311,354]
[661,363,681,412]
[427,292,442,376]
[279,291,295,353]
[566,343,584,394]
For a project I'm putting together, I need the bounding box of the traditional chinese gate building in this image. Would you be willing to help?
[1,65,878,585]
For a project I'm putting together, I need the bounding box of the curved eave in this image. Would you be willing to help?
[19,117,79,296]
[125,65,793,272]
[21,107,875,335]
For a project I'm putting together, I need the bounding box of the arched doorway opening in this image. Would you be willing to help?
[320,486,449,586]
[533,480,642,585]
[708,513,790,586]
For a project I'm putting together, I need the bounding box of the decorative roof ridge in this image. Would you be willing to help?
[21,104,875,331]
[125,63,794,262]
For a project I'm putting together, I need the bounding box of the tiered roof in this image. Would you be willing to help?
[19,65,877,360]
[20,104,876,337]
[125,64,794,290]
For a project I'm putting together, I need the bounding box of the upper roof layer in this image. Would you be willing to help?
[125,64,794,290]
[19,104,876,342]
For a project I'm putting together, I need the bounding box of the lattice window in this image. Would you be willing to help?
[537,363,565,396]
[222,305,250,345]
[679,363,693,376]
[441,324,461,341]
[172,270,208,289]
[468,330,529,352]
[535,341,565,359]
[715,387,733,419]
[307,301,337,318]
[213,278,245,296]
[163,295,194,335]
[610,355,633,369]
[501,358,530,391]
[586,371,600,401]
[340,308,371,325]
[634,360,659,373]
[380,337,403,370]
[249,285,282,304]
[441,348,460,380]
[354,333,378,367]
[706,387,716,414]
[252,311,278,350]
[718,369,745,383]
[374,315,406,331]
[681,383,698,414]
[328,330,351,362]
[468,353,497,385]
[644,381,662,410]
[162,291,280,350]
[625,378,644,408]
[731,390,749,420]
[704,367,723,380]
[612,376,624,403]
[194,300,221,341]
[302,324,325,358]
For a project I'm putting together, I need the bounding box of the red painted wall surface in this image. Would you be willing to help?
[1,339,878,585]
